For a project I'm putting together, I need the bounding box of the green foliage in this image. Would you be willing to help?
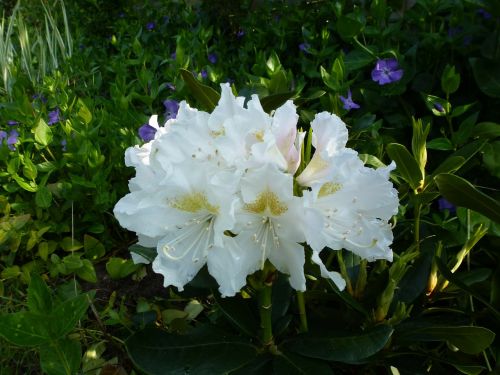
[1,0,499,373]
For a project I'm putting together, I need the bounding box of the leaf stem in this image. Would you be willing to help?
[296,291,308,333]
[414,202,421,253]
[258,282,273,346]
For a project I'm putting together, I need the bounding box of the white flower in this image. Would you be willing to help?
[113,83,399,296]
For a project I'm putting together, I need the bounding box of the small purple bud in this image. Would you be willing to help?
[166,82,176,91]
[146,22,155,31]
[434,103,445,113]
[477,8,492,20]
[7,120,19,126]
[236,29,245,38]
[201,69,208,79]
[61,139,67,151]
[138,124,157,142]
[171,52,177,60]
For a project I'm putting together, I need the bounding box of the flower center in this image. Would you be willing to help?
[244,189,288,216]
[318,182,342,197]
[170,191,219,214]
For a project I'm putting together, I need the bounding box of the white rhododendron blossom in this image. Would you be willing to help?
[113,83,399,297]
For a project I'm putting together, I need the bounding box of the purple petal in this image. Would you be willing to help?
[388,69,403,83]
[138,124,157,142]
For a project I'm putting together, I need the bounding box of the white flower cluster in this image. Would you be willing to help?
[113,84,399,297]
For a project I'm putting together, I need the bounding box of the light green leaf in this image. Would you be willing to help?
[35,186,53,208]
[34,118,53,146]
[106,257,140,280]
[386,143,423,190]
[179,68,220,111]
[435,173,500,223]
[75,259,97,283]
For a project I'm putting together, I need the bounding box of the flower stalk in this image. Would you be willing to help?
[296,291,308,333]
[258,281,274,346]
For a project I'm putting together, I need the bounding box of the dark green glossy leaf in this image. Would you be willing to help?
[337,14,363,39]
[273,351,331,375]
[397,325,495,355]
[0,312,51,346]
[39,338,81,375]
[27,274,53,314]
[386,143,423,190]
[50,293,90,338]
[435,258,500,321]
[214,294,259,338]
[344,49,374,71]
[179,68,220,111]
[106,257,140,279]
[35,186,52,208]
[285,324,393,363]
[75,259,97,283]
[260,92,295,114]
[126,325,258,375]
[473,122,500,138]
[435,173,500,223]
[470,58,500,98]
[426,137,453,151]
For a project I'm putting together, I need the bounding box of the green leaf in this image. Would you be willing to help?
[337,14,364,39]
[397,325,495,355]
[129,244,156,263]
[34,118,53,146]
[27,274,53,314]
[473,122,500,138]
[22,155,38,180]
[50,293,90,338]
[386,143,423,190]
[106,257,140,279]
[344,49,374,71]
[126,326,258,375]
[39,338,81,375]
[214,294,259,338]
[35,186,53,208]
[285,324,393,363]
[60,237,83,252]
[441,64,460,95]
[273,351,331,374]
[470,57,500,98]
[75,259,97,283]
[0,312,51,346]
[77,98,92,125]
[422,94,450,116]
[435,173,500,223]
[83,234,105,260]
[426,137,453,151]
[260,92,295,114]
[179,68,220,111]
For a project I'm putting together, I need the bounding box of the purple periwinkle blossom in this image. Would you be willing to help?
[6,130,19,150]
[208,53,217,64]
[477,9,492,20]
[201,69,208,79]
[299,42,311,53]
[138,123,157,142]
[48,108,61,125]
[236,29,245,38]
[7,120,19,126]
[438,198,456,214]
[340,89,360,111]
[163,99,179,120]
[0,131,6,142]
[32,93,47,103]
[146,22,155,31]
[371,58,404,85]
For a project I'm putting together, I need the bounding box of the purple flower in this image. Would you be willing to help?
[434,103,445,113]
[201,69,208,79]
[61,139,67,151]
[7,130,19,150]
[208,53,217,64]
[32,93,47,103]
[477,9,492,20]
[7,120,19,126]
[171,52,176,60]
[339,89,360,111]
[0,130,6,142]
[146,22,155,31]
[299,42,311,53]
[371,58,404,85]
[236,29,245,38]
[138,124,157,142]
[163,99,179,120]
[48,108,61,125]
[438,198,456,214]
[166,82,176,91]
